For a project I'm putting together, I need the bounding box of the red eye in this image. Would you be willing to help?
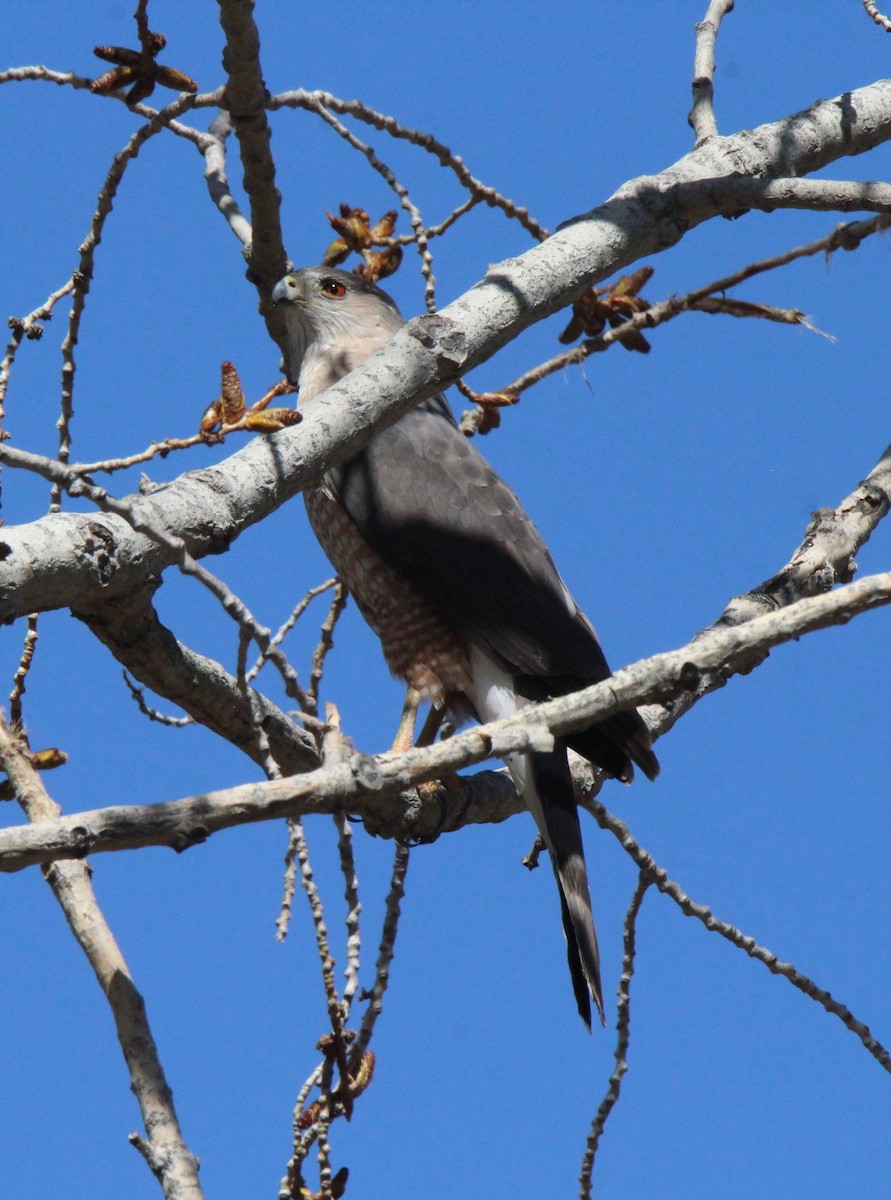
[321,278,346,297]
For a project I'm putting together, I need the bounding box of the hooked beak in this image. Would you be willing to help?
[272,275,301,306]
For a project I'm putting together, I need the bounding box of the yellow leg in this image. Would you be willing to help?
[416,704,446,748]
[391,686,421,753]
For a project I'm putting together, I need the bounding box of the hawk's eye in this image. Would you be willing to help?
[320,278,346,298]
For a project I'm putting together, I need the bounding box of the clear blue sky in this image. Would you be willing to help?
[2,4,890,1198]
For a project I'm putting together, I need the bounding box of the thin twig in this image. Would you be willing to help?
[336,808,362,1012]
[50,88,198,511]
[246,578,338,688]
[317,703,363,1014]
[0,279,75,413]
[290,797,354,1179]
[0,65,96,90]
[272,89,548,242]
[579,873,652,1197]
[351,842,410,1061]
[383,194,482,247]
[0,66,224,139]
[315,1100,335,1199]
[306,581,349,716]
[276,829,300,943]
[863,0,891,32]
[237,626,282,781]
[585,797,891,1073]
[280,1060,325,1199]
[301,95,436,310]
[462,211,891,425]
[294,816,344,1035]
[9,615,39,728]
[71,433,210,476]
[123,671,194,727]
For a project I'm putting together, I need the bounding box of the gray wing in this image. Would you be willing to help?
[328,396,614,682]
[329,396,658,781]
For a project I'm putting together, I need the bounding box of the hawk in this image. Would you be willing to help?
[272,266,658,1027]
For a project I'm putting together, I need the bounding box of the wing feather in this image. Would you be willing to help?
[328,396,658,782]
[329,398,612,680]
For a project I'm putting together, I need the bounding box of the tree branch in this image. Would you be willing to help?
[73,581,319,775]
[0,716,203,1199]
[580,874,652,1194]
[585,797,891,1074]
[2,565,891,873]
[216,0,287,287]
[2,78,891,624]
[688,0,735,143]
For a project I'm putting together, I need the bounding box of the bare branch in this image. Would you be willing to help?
[0,278,75,414]
[51,89,199,510]
[385,195,482,247]
[863,1,891,32]
[8,615,39,727]
[471,212,889,412]
[0,435,880,864]
[294,816,344,1030]
[652,441,891,738]
[71,433,213,477]
[336,808,362,1012]
[688,1,735,142]
[216,0,289,357]
[351,842,410,1061]
[585,798,891,1074]
[0,65,97,90]
[307,582,348,716]
[3,80,891,627]
[271,89,549,242]
[0,716,203,1198]
[202,111,254,248]
[706,175,891,216]
[4,564,891,871]
[123,672,195,727]
[246,577,338,688]
[281,1063,325,1199]
[579,874,652,1195]
[302,95,436,310]
[0,65,224,136]
[74,584,318,776]
[2,443,314,712]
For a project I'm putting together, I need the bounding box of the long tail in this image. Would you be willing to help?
[526,748,604,1029]
[466,649,623,1026]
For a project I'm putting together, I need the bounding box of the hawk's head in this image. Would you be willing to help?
[272,267,404,389]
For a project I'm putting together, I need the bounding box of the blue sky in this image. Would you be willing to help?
[2,4,890,1198]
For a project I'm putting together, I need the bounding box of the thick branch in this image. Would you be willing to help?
[1,78,891,628]
[2,79,891,623]
[703,175,891,215]
[73,581,319,775]
[651,442,891,737]
[2,567,890,873]
[216,0,289,350]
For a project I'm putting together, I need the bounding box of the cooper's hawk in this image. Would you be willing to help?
[272,266,659,1028]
